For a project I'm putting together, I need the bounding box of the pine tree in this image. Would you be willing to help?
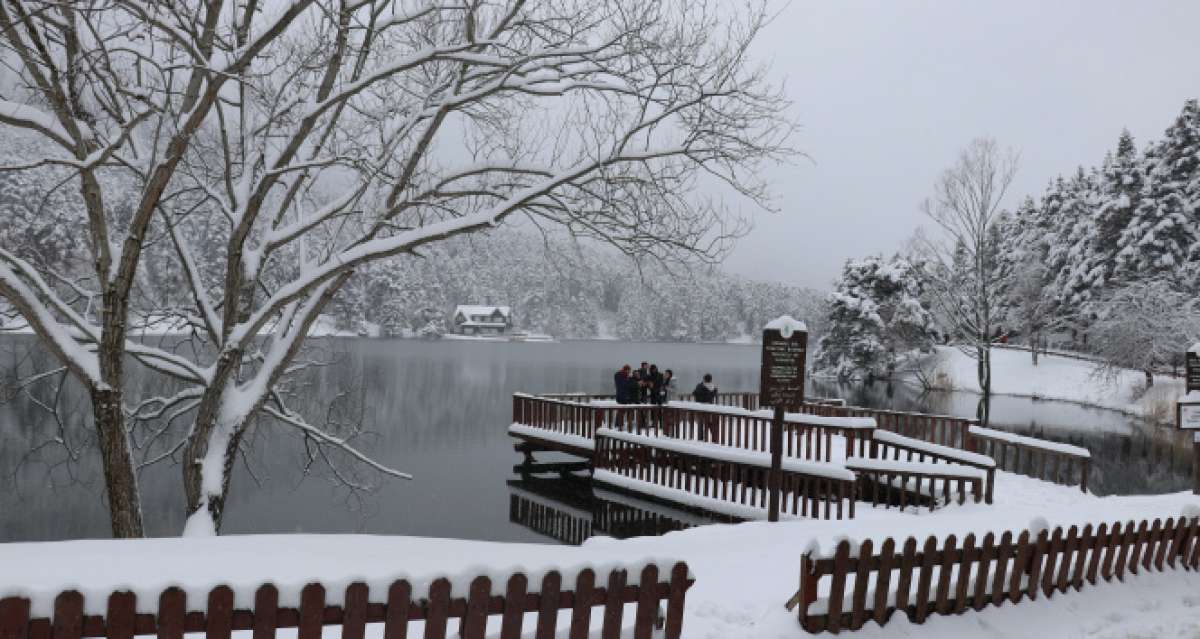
[815,256,934,380]
[1050,168,1103,310]
[1095,130,1145,275]
[1115,100,1200,281]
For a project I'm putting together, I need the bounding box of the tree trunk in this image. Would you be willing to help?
[91,385,145,537]
[95,284,145,538]
[1145,370,1154,388]
[977,343,992,427]
[182,363,240,533]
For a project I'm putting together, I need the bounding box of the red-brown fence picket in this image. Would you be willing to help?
[0,563,693,639]
[791,515,1200,633]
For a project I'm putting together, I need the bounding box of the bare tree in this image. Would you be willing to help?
[917,138,1018,423]
[0,0,793,536]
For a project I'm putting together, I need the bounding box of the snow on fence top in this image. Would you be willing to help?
[668,400,877,430]
[779,410,876,430]
[872,430,995,467]
[843,457,987,480]
[595,427,855,482]
[508,423,595,451]
[0,535,688,618]
[514,391,580,405]
[968,425,1091,458]
[764,315,807,338]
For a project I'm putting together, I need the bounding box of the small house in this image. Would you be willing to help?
[452,305,512,335]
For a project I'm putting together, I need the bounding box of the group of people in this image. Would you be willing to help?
[613,362,718,405]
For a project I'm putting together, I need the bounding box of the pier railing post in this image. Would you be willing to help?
[768,405,784,522]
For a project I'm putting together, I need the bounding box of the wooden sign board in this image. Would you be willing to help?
[1178,402,1200,430]
[1187,351,1200,393]
[760,328,807,410]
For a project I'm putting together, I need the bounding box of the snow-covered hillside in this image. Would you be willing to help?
[918,346,1185,420]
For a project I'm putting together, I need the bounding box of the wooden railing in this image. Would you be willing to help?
[844,458,984,512]
[792,514,1200,634]
[969,425,1090,493]
[512,394,875,463]
[512,393,600,441]
[670,391,760,409]
[541,392,617,403]
[870,430,996,504]
[798,403,975,451]
[593,429,857,521]
[511,393,1091,493]
[660,403,875,463]
[0,564,694,639]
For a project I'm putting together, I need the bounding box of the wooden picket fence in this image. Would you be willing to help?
[792,515,1200,634]
[0,563,693,639]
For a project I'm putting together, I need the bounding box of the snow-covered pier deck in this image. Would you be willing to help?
[510,392,1091,522]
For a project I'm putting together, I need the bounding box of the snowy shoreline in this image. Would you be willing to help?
[910,346,1186,424]
[2,473,1197,637]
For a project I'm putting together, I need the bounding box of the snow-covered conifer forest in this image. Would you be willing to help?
[816,100,1200,389]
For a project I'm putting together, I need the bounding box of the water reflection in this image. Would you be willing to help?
[0,337,760,543]
[507,475,721,544]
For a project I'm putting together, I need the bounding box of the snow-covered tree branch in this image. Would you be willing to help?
[0,0,794,536]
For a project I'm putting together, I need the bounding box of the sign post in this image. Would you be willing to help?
[760,316,808,522]
[1180,345,1200,494]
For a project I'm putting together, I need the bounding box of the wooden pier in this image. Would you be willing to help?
[509,392,1092,525]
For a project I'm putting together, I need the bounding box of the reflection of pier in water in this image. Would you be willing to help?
[507,476,727,545]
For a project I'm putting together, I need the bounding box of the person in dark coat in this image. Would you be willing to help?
[692,373,717,403]
[614,364,633,404]
[648,364,665,405]
[632,361,651,403]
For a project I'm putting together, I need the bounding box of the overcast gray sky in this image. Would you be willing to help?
[721,0,1200,291]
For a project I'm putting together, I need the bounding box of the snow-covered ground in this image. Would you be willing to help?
[3,472,1197,637]
[919,346,1185,422]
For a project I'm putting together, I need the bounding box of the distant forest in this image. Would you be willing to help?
[325,227,824,341]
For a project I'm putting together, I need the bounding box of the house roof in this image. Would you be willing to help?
[454,305,511,318]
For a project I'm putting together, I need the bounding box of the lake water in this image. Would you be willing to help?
[0,338,1192,544]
